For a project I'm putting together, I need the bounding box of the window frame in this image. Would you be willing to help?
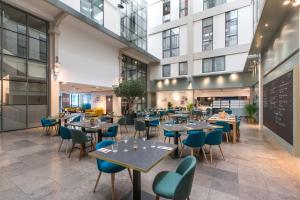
[225,10,238,47]
[179,62,188,76]
[162,64,171,77]
[202,56,225,73]
[203,0,226,10]
[162,28,179,58]
[202,17,213,51]
[179,0,188,18]
[80,0,104,25]
[163,0,171,23]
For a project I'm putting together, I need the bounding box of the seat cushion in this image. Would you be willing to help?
[99,160,125,173]
[153,171,182,198]
[102,131,115,137]
[165,132,181,138]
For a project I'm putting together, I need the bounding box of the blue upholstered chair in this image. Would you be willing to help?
[163,130,183,148]
[152,156,197,200]
[117,116,128,134]
[40,118,58,136]
[205,129,225,163]
[181,131,207,162]
[149,119,160,136]
[215,121,231,143]
[224,109,232,115]
[102,125,118,140]
[134,120,146,138]
[70,115,81,123]
[93,140,132,199]
[58,126,72,154]
[69,129,94,160]
[100,116,109,122]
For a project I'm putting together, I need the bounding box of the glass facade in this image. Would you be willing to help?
[203,57,225,73]
[203,0,226,10]
[163,0,171,23]
[162,64,171,77]
[225,10,238,47]
[179,62,188,75]
[120,0,147,50]
[121,55,147,112]
[80,0,104,25]
[0,3,49,131]
[162,28,179,58]
[179,0,188,18]
[202,17,213,51]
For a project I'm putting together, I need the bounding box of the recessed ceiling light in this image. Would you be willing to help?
[283,0,291,6]
[260,35,263,39]
[264,23,269,27]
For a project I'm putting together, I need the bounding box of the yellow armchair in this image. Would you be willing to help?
[85,108,104,117]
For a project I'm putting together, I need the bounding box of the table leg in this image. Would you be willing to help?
[174,131,179,158]
[97,129,102,143]
[64,118,68,125]
[232,123,237,144]
[110,117,113,123]
[145,121,150,140]
[133,170,141,200]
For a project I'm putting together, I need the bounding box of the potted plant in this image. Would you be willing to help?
[167,102,173,109]
[186,102,194,113]
[245,103,258,124]
[114,80,145,124]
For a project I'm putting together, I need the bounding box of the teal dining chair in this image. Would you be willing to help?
[134,120,146,138]
[102,125,118,140]
[69,129,94,160]
[152,155,197,200]
[58,126,72,154]
[117,116,128,134]
[215,121,231,143]
[163,130,183,148]
[93,140,132,200]
[205,129,225,163]
[40,118,58,136]
[149,119,160,136]
[180,131,207,162]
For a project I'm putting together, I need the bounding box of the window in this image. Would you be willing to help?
[80,0,104,25]
[179,0,188,18]
[163,28,179,58]
[179,62,188,75]
[225,10,238,47]
[163,0,170,23]
[202,17,213,51]
[162,65,171,77]
[203,0,226,10]
[202,57,225,73]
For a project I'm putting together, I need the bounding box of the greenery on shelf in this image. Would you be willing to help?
[186,102,194,112]
[114,80,145,114]
[245,103,258,123]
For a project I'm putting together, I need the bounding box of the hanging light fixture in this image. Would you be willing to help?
[283,0,300,6]
[53,56,61,76]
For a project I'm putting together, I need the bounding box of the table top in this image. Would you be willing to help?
[208,114,237,123]
[169,114,189,118]
[67,120,117,129]
[162,122,223,132]
[136,117,159,122]
[89,139,176,173]
[48,113,80,120]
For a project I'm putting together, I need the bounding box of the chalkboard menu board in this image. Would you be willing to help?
[263,71,293,145]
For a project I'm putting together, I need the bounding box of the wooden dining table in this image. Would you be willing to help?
[207,115,238,143]
[67,120,118,142]
[89,139,176,200]
[162,122,223,158]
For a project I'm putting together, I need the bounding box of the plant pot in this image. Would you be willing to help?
[125,113,137,125]
[247,117,256,124]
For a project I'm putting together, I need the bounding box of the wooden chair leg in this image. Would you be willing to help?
[164,137,167,143]
[134,131,137,138]
[127,169,133,183]
[93,172,102,192]
[219,145,225,160]
[69,144,74,158]
[65,141,69,154]
[210,145,213,164]
[190,149,194,156]
[79,144,84,160]
[156,195,160,200]
[178,137,183,148]
[125,125,128,133]
[58,139,63,152]
[202,147,208,163]
[225,133,229,143]
[111,173,116,200]
[168,137,170,144]
[180,145,184,158]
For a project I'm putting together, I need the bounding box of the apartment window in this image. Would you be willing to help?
[179,0,188,17]
[162,28,179,58]
[203,0,226,10]
[202,57,225,73]
[202,17,213,51]
[162,65,171,77]
[163,0,171,23]
[179,62,188,75]
[225,10,238,47]
[80,0,104,25]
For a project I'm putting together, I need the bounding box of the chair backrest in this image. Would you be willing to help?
[224,109,232,115]
[150,119,160,126]
[205,129,223,145]
[215,121,231,132]
[95,140,115,170]
[60,126,72,140]
[174,156,197,200]
[107,125,118,137]
[185,131,206,148]
[135,120,146,131]
[40,118,46,127]
[117,117,126,125]
[70,129,88,143]
[100,116,108,122]
[71,115,81,123]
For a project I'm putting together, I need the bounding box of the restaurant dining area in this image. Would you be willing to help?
[1,0,300,199]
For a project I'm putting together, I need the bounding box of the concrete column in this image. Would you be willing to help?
[187,0,194,76]
[258,56,263,129]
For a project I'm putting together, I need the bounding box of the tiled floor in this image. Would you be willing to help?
[1,122,300,200]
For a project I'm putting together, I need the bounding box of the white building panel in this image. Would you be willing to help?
[192,0,203,14]
[180,25,188,55]
[213,14,225,50]
[171,0,179,21]
[104,0,120,35]
[225,52,248,72]
[193,20,202,53]
[148,0,163,29]
[238,6,253,45]
[148,33,163,59]
[193,59,203,75]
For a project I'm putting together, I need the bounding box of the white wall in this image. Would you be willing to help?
[213,14,225,49]
[156,90,194,108]
[180,25,188,55]
[194,88,250,97]
[104,0,120,35]
[193,59,202,75]
[226,52,248,72]
[193,20,202,53]
[238,6,253,45]
[148,33,162,59]
[60,0,80,11]
[192,0,203,14]
[171,0,179,21]
[58,16,120,88]
[148,0,162,29]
